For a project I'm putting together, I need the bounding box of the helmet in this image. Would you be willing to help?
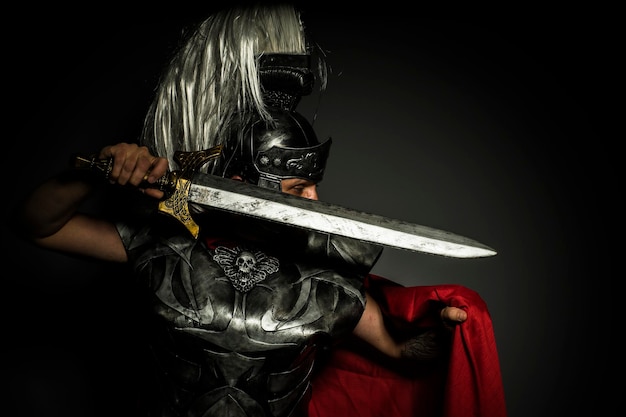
[221,109,332,190]
[258,52,314,111]
[220,49,331,190]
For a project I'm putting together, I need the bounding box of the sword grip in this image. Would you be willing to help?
[71,153,178,194]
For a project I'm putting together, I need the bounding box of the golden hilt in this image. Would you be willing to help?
[72,145,223,239]
[158,146,223,238]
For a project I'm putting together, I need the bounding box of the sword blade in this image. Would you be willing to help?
[188,173,496,258]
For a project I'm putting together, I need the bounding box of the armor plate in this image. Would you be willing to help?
[118,213,382,416]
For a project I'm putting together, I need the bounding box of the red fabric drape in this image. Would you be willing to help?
[308,274,507,417]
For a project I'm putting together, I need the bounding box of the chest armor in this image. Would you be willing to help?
[119,218,381,417]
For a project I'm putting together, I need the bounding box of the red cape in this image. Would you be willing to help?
[308,274,507,417]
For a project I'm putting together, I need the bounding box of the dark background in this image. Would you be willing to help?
[3,6,616,417]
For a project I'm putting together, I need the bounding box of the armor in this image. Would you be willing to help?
[219,51,331,191]
[221,109,332,190]
[258,53,314,111]
[117,214,383,417]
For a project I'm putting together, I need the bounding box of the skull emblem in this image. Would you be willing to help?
[213,246,280,293]
[235,251,257,274]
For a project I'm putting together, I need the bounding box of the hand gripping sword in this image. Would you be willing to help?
[74,147,496,259]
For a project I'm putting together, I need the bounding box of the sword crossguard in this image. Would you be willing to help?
[158,146,223,238]
[72,145,224,239]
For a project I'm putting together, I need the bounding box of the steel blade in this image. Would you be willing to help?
[188,173,496,258]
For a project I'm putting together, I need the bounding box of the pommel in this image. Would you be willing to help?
[72,154,113,178]
[71,153,177,194]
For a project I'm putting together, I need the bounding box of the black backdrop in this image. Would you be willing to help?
[3,6,617,417]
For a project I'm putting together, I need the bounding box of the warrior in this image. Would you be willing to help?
[15,3,506,417]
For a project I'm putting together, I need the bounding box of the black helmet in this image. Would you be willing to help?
[221,108,331,190]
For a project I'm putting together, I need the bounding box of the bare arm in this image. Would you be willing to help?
[17,143,169,263]
[352,292,467,360]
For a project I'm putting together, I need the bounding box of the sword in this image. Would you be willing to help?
[74,147,496,258]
